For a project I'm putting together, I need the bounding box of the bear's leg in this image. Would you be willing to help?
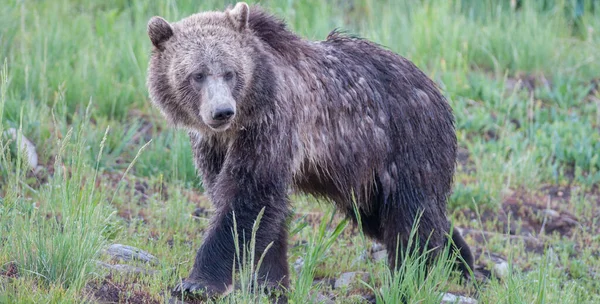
[346,206,383,240]
[173,207,236,298]
[173,203,289,299]
[254,226,290,304]
[255,226,290,288]
[379,203,447,271]
[381,217,415,271]
[380,207,474,279]
[448,227,474,279]
[174,132,292,300]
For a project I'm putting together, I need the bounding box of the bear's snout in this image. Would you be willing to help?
[202,100,236,131]
[212,106,235,121]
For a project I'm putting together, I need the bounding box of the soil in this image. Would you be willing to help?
[85,275,160,304]
[0,262,18,279]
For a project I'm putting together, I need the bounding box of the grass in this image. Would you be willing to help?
[1,0,599,303]
[291,209,348,303]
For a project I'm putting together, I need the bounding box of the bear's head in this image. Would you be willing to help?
[146,2,254,133]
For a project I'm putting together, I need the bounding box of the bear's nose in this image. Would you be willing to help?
[212,107,235,121]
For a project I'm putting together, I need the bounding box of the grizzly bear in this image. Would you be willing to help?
[146,2,473,299]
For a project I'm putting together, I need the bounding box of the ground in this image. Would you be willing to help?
[1,0,599,303]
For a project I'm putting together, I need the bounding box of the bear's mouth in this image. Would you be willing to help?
[207,121,232,131]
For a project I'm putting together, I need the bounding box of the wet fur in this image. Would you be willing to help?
[147,2,474,299]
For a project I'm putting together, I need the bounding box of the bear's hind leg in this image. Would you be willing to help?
[448,227,474,279]
[380,202,448,272]
[346,206,383,241]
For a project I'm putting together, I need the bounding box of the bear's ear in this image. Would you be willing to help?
[147,16,174,50]
[227,2,250,32]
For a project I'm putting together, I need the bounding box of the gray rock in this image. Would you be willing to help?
[334,271,369,289]
[293,257,304,274]
[310,291,335,304]
[104,244,158,265]
[371,243,384,253]
[372,250,388,262]
[96,261,156,275]
[543,209,560,218]
[4,128,40,172]
[492,261,509,279]
[441,293,478,304]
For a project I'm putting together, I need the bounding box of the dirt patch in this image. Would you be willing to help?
[127,110,164,144]
[101,174,169,204]
[85,275,160,304]
[0,262,18,279]
[504,72,551,94]
[456,147,476,175]
[460,188,579,239]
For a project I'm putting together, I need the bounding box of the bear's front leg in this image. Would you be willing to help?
[173,202,290,299]
[173,134,292,300]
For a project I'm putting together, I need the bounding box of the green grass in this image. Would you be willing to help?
[1,0,600,303]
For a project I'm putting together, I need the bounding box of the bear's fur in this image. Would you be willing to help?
[146,2,474,299]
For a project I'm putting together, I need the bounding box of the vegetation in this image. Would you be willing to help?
[1,0,599,303]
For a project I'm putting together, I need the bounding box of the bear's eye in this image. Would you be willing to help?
[192,72,206,83]
[223,71,235,81]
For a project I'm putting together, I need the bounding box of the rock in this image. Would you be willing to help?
[334,271,369,289]
[372,250,387,262]
[371,243,384,253]
[310,291,335,304]
[492,261,509,279]
[370,242,387,262]
[104,244,158,265]
[543,209,560,218]
[293,257,304,274]
[96,261,156,275]
[4,128,40,173]
[486,253,507,265]
[441,293,478,304]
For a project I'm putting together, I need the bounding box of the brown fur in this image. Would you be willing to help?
[146,2,473,300]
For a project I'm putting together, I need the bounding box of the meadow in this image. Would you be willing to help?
[1,0,599,303]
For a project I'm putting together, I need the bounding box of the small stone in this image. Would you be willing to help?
[310,291,335,304]
[104,244,158,265]
[334,271,369,289]
[543,209,560,218]
[492,261,509,279]
[96,261,156,275]
[293,257,304,274]
[486,253,506,265]
[4,128,39,172]
[372,250,388,262]
[441,293,478,304]
[371,243,384,253]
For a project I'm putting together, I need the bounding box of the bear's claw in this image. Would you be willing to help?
[172,279,222,300]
